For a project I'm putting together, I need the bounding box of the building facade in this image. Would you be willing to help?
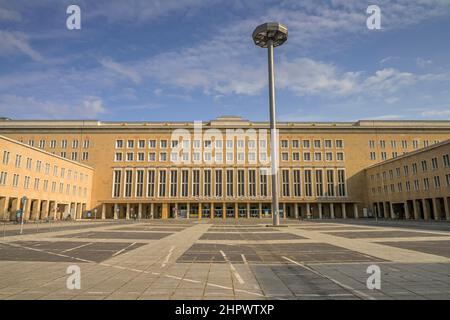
[0,135,93,221]
[366,139,450,220]
[0,116,449,221]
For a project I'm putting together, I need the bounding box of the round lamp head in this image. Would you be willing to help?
[252,22,288,48]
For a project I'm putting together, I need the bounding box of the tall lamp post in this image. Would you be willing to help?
[252,22,288,226]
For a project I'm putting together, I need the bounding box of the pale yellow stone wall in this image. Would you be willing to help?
[0,135,93,220]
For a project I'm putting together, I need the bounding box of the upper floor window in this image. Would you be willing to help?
[115,140,123,148]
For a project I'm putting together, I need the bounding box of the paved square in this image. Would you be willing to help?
[0,219,449,300]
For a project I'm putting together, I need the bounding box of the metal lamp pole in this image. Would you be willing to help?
[252,23,288,226]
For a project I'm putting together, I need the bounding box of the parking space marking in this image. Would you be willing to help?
[220,250,245,284]
[161,246,175,268]
[112,242,137,257]
[62,242,93,253]
[282,256,375,300]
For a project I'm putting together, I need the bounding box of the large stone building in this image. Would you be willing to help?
[0,116,449,221]
[0,135,93,221]
[366,139,450,220]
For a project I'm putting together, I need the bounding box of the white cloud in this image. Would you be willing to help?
[99,58,142,84]
[421,109,450,117]
[416,57,433,68]
[0,31,43,61]
[0,7,21,21]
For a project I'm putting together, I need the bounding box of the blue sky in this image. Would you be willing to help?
[0,0,450,122]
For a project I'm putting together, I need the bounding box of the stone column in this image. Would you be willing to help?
[259,202,262,219]
[306,203,311,219]
[101,204,106,220]
[234,202,238,219]
[353,203,358,219]
[126,203,130,220]
[23,198,32,221]
[444,198,450,221]
[138,203,143,220]
[247,203,250,219]
[412,200,419,220]
[30,200,40,220]
[341,203,347,219]
[404,202,410,220]
[174,203,178,219]
[41,201,49,220]
[198,203,202,220]
[222,203,226,220]
[294,203,299,219]
[77,203,82,219]
[0,197,9,221]
[422,199,429,220]
[114,203,119,220]
[150,203,154,219]
[186,203,190,219]
[330,203,335,219]
[383,202,388,219]
[210,202,214,219]
[318,203,323,219]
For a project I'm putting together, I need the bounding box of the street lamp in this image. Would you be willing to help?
[252,22,288,226]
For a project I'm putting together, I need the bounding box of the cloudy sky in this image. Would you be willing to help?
[0,0,450,122]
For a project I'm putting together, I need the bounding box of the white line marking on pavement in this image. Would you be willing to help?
[241,254,248,265]
[161,246,175,267]
[220,250,245,285]
[281,256,375,300]
[62,242,92,253]
[112,242,136,257]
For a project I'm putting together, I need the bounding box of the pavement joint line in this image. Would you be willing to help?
[282,256,375,301]
[241,254,248,265]
[161,246,175,268]
[62,242,93,253]
[220,250,245,285]
[112,242,137,257]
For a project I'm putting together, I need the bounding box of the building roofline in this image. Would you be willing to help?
[364,138,450,170]
[0,135,94,171]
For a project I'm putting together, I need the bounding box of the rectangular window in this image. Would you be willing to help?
[170,170,178,197]
[147,170,155,197]
[293,169,301,197]
[443,154,450,167]
[315,169,323,197]
[181,170,189,197]
[136,170,144,197]
[124,170,132,197]
[432,157,438,170]
[192,170,200,197]
[282,169,290,197]
[226,170,234,197]
[215,169,223,197]
[204,169,211,197]
[237,169,245,197]
[337,169,346,196]
[113,170,122,198]
[248,169,256,197]
[158,170,166,197]
[148,140,156,148]
[260,169,268,197]
[326,170,335,197]
[304,170,312,197]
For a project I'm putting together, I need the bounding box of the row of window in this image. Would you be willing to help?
[368,139,440,149]
[114,151,345,163]
[23,139,90,149]
[371,174,450,195]
[0,171,88,198]
[1,150,89,183]
[115,139,345,150]
[370,154,450,182]
[112,168,347,199]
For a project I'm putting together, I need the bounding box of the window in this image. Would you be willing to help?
[0,172,7,185]
[314,152,322,161]
[72,140,79,149]
[446,174,450,187]
[303,140,310,148]
[369,140,375,148]
[148,140,156,148]
[392,152,398,158]
[401,140,408,149]
[247,140,255,149]
[160,140,167,148]
[281,152,288,161]
[147,170,155,197]
[303,152,311,161]
[158,170,166,197]
[248,152,255,163]
[391,140,397,148]
[335,140,344,148]
[380,140,385,149]
[28,140,34,147]
[138,140,145,149]
[414,179,420,191]
[60,152,66,158]
[115,152,123,162]
[237,139,244,149]
[396,168,401,178]
[227,140,234,149]
[281,140,288,148]
[226,170,234,197]
[423,178,430,190]
[127,140,134,149]
[282,169,290,197]
[226,152,233,162]
[160,152,167,162]
[336,152,344,161]
[421,160,428,172]
[39,140,45,149]
[192,170,200,197]
[237,152,244,162]
[304,170,312,197]
[136,170,144,197]
[61,140,67,149]
[170,170,178,197]
[181,170,189,197]
[412,163,418,174]
[215,169,223,197]
[406,181,411,191]
[370,152,376,160]
[12,174,19,187]
[24,176,30,189]
[337,170,346,196]
[203,169,211,197]
[403,165,409,176]
[315,170,323,197]
[431,157,438,170]
[260,169,268,197]
[326,152,333,161]
[293,152,300,161]
[434,176,441,189]
[314,140,321,148]
[204,140,212,148]
[237,169,245,197]
[326,170,335,197]
[292,140,299,148]
[248,169,256,197]
[193,140,201,149]
[381,152,387,160]
[325,140,332,148]
[15,155,22,168]
[124,170,132,197]
[293,170,301,197]
[83,140,90,149]
[443,154,450,167]
[170,152,178,162]
[2,151,9,165]
[126,152,134,162]
[148,152,156,162]
[82,152,89,161]
[413,140,419,149]
[171,140,179,148]
[26,157,32,170]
